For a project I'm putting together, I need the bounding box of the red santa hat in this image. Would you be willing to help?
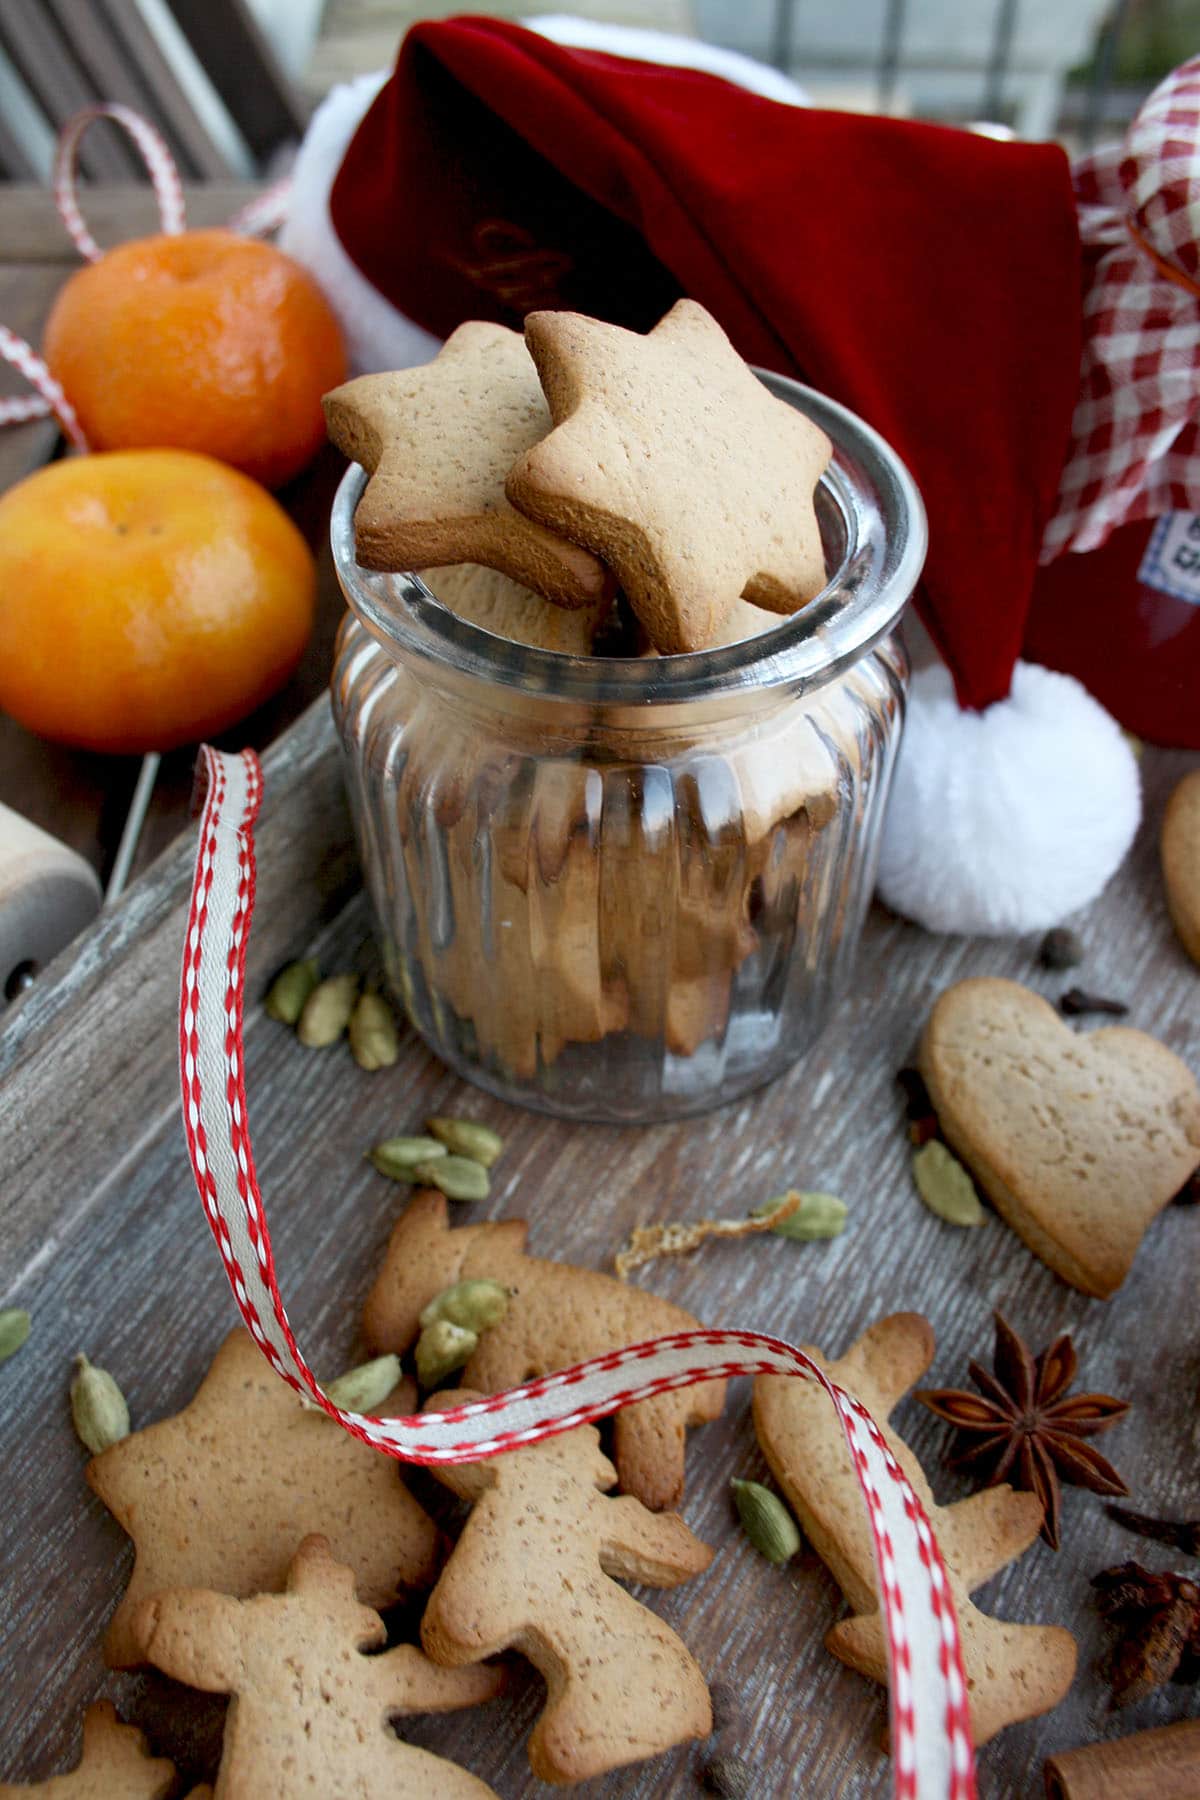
[281,14,1168,937]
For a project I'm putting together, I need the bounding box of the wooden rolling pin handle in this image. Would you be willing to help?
[0,804,102,998]
[1044,1719,1200,1799]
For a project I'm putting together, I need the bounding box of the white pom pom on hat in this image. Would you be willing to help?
[877,660,1141,936]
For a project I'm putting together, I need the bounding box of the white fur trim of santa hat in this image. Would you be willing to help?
[877,660,1142,936]
[278,18,808,374]
[279,72,441,374]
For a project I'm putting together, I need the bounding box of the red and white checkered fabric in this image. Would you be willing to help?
[1042,58,1200,560]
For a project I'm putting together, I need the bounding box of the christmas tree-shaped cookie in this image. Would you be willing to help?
[363,1190,726,1510]
[752,1312,1077,1746]
[133,1535,503,1799]
[89,1327,440,1665]
[421,1391,713,1784]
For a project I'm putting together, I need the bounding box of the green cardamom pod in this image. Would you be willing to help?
[369,1137,447,1180]
[263,957,319,1025]
[751,1192,848,1241]
[324,1353,402,1414]
[427,1116,504,1168]
[70,1352,130,1455]
[413,1155,490,1203]
[731,1477,801,1564]
[348,991,400,1071]
[296,973,359,1048]
[419,1279,509,1334]
[912,1140,985,1227]
[0,1308,31,1364]
[415,1319,478,1390]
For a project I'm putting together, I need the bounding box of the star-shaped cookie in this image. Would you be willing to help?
[323,322,611,608]
[0,1701,176,1799]
[88,1327,440,1667]
[506,299,832,652]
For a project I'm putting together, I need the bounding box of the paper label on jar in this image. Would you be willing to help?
[1138,512,1200,606]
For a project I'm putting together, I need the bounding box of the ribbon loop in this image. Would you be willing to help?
[53,103,186,263]
[179,744,977,1800]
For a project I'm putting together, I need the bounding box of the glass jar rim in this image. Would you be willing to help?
[330,369,927,706]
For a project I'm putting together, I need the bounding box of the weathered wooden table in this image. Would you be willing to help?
[1,185,1198,1800]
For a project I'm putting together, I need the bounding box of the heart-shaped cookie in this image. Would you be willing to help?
[919,977,1200,1297]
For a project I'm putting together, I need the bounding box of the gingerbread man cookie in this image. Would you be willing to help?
[363,1190,726,1509]
[0,1702,174,1799]
[753,1313,1076,1746]
[323,321,611,606]
[507,298,831,653]
[133,1535,502,1799]
[919,977,1200,1296]
[422,1391,712,1783]
[88,1327,440,1665]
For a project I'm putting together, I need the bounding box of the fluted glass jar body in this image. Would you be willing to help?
[331,375,924,1122]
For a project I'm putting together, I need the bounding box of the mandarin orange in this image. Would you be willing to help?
[0,449,316,753]
[43,230,346,489]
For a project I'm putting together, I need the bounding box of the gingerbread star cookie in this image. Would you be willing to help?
[506,298,832,652]
[919,977,1200,1296]
[134,1535,503,1800]
[88,1326,440,1667]
[362,1190,726,1511]
[753,1313,1077,1747]
[1162,768,1200,965]
[0,1701,175,1799]
[422,1392,712,1784]
[323,321,611,607]
[418,561,608,655]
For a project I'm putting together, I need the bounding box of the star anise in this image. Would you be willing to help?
[916,1312,1130,1549]
[1092,1561,1200,1706]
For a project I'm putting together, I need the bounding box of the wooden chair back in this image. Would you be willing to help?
[0,0,308,182]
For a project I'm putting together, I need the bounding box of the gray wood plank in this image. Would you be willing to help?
[0,698,359,1262]
[0,184,262,263]
[43,0,206,182]
[0,0,140,181]
[92,0,236,180]
[0,709,1197,1798]
[166,0,309,159]
[0,99,42,182]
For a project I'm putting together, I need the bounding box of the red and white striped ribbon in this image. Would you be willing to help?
[52,102,185,263]
[0,325,87,446]
[180,745,976,1800]
[226,177,292,240]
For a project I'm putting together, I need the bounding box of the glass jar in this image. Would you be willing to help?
[330,373,925,1123]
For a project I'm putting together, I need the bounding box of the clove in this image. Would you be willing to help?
[1106,1504,1200,1557]
[1059,988,1129,1018]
